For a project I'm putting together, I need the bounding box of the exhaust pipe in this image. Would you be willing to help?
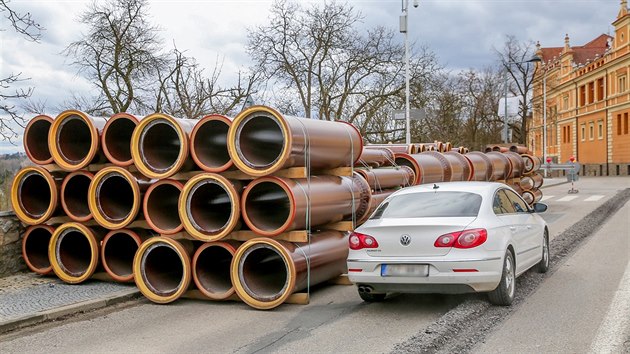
[48,110,108,171]
[241,175,370,237]
[355,166,415,190]
[131,113,197,179]
[101,113,139,167]
[143,179,184,235]
[192,241,241,300]
[101,229,152,282]
[179,173,243,241]
[60,170,94,222]
[22,225,55,275]
[356,147,395,168]
[231,231,348,310]
[88,166,154,229]
[464,151,494,181]
[443,151,473,181]
[49,222,107,284]
[358,285,374,294]
[227,105,362,176]
[190,114,236,173]
[24,114,54,165]
[133,236,195,304]
[11,166,63,225]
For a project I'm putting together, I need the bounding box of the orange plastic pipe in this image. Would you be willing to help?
[11,166,64,225]
[143,179,184,235]
[192,241,241,300]
[22,225,55,275]
[101,112,140,167]
[23,114,54,165]
[189,114,236,173]
[60,170,94,222]
[101,228,152,282]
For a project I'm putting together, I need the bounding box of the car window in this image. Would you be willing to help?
[493,190,515,215]
[504,189,530,213]
[369,191,482,219]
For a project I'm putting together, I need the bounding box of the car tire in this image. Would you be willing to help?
[358,290,386,302]
[535,229,550,273]
[488,250,515,306]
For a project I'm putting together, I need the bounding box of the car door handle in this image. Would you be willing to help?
[526,225,532,229]
[509,226,517,231]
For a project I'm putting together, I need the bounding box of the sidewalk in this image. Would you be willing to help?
[0,273,140,333]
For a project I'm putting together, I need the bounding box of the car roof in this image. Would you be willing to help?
[391,181,507,197]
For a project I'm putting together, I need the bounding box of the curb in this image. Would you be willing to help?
[0,289,141,334]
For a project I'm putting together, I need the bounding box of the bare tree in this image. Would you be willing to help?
[0,0,44,141]
[64,0,167,114]
[496,35,538,144]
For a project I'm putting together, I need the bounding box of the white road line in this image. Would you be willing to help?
[589,256,630,353]
[540,195,554,201]
[556,195,579,202]
[584,195,605,202]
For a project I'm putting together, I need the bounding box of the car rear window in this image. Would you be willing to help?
[370,191,482,219]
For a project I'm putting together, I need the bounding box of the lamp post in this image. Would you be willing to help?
[502,56,541,144]
[400,0,419,144]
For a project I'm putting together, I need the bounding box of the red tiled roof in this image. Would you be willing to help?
[540,34,612,65]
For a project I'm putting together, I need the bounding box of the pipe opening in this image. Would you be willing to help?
[63,174,91,219]
[193,120,230,169]
[18,172,51,218]
[195,246,233,294]
[96,173,134,222]
[24,227,52,270]
[139,119,181,173]
[394,157,414,171]
[141,243,184,296]
[244,181,290,232]
[187,180,232,234]
[57,116,92,164]
[57,228,92,277]
[103,232,139,278]
[104,118,136,163]
[238,244,288,301]
[236,114,284,168]
[26,119,51,162]
[146,183,181,232]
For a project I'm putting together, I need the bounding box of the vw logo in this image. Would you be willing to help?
[400,234,411,246]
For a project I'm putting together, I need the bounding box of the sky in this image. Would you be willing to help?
[0,0,623,153]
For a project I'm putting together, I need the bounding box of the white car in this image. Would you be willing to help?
[347,181,549,306]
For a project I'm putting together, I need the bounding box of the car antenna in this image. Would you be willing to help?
[433,184,439,190]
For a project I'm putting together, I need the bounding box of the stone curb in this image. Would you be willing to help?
[0,289,141,334]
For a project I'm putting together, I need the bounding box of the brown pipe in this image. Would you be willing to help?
[503,151,525,178]
[11,166,63,225]
[394,152,451,185]
[24,114,54,165]
[134,236,195,304]
[522,173,544,189]
[190,114,236,173]
[356,189,397,225]
[521,154,543,175]
[88,166,155,229]
[60,170,93,222]
[101,228,152,282]
[443,152,473,181]
[48,110,108,171]
[143,179,184,235]
[131,113,197,179]
[508,182,524,196]
[355,166,415,190]
[228,105,362,176]
[179,173,243,241]
[522,189,543,205]
[101,112,140,167]
[464,152,494,181]
[231,231,348,310]
[241,174,370,237]
[491,145,509,152]
[365,144,413,154]
[509,145,530,154]
[356,147,395,168]
[192,241,241,300]
[49,222,107,284]
[485,152,513,181]
[22,225,55,275]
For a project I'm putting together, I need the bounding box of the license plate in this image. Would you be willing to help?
[381,264,429,277]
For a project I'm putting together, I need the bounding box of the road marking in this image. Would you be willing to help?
[584,195,605,202]
[589,256,630,353]
[556,196,579,202]
[540,195,554,201]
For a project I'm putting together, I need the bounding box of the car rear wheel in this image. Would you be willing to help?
[488,250,515,306]
[535,230,550,273]
[358,289,386,302]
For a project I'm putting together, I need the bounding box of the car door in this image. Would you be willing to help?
[492,188,529,275]
[504,189,543,270]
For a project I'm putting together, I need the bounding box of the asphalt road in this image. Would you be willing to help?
[0,176,628,353]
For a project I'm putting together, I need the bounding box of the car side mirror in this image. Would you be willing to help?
[532,203,548,213]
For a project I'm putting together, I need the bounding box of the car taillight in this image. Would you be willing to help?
[348,232,379,250]
[434,228,487,249]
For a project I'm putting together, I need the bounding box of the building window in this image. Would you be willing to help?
[597,78,604,100]
[588,82,595,103]
[563,95,569,110]
[598,120,604,139]
[589,122,594,140]
[625,113,629,134]
[619,114,623,135]
[580,85,586,106]
[581,124,586,141]
[619,75,627,94]
[567,126,571,143]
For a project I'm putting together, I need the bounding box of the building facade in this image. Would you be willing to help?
[529,0,630,176]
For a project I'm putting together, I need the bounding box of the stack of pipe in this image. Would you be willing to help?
[12,106,545,311]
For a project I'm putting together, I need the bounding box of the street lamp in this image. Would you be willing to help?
[502,56,541,144]
[400,0,419,144]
